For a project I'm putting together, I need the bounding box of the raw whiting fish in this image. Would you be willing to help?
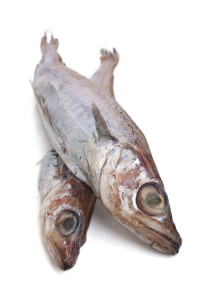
[33,34,182,255]
[39,150,95,270]
[38,48,118,270]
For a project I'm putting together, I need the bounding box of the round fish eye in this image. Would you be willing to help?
[55,210,82,236]
[136,183,168,216]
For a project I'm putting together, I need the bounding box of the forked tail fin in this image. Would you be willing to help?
[40,32,61,64]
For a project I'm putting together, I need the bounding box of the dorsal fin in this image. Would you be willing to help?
[91,103,117,141]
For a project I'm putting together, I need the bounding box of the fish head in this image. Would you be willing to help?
[100,145,182,255]
[40,177,95,270]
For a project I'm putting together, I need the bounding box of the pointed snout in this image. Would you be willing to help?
[55,244,80,271]
[48,239,79,271]
[150,230,182,255]
[130,214,182,255]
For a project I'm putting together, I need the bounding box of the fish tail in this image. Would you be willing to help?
[40,31,61,65]
[41,31,59,51]
[90,48,119,98]
[100,48,119,67]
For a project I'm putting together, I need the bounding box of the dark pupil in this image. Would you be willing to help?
[63,217,75,231]
[147,194,161,207]
[55,210,81,236]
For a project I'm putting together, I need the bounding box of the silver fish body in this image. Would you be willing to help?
[33,43,159,196]
[39,150,95,270]
[33,35,181,255]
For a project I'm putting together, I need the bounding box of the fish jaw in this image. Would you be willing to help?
[120,210,182,255]
[100,146,182,255]
[46,238,79,270]
[40,178,95,270]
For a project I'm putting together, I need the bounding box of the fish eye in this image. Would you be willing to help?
[136,183,168,216]
[55,210,82,236]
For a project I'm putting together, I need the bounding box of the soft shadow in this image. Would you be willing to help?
[33,98,52,154]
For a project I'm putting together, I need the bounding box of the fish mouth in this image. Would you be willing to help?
[134,221,182,255]
[122,215,182,255]
[147,229,182,255]
[48,239,79,270]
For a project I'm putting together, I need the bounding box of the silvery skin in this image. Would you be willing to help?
[33,34,181,255]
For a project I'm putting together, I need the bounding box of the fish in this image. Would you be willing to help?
[39,150,95,270]
[33,34,182,255]
[38,47,119,270]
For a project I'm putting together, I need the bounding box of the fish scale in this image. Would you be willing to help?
[35,62,150,152]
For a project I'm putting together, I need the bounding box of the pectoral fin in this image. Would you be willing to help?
[91,103,117,141]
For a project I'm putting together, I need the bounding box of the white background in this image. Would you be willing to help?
[1,1,199,299]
